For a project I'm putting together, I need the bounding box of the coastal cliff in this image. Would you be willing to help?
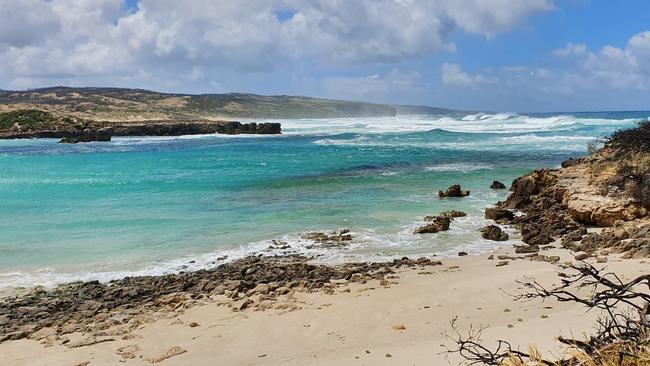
[0,109,281,142]
[488,121,650,258]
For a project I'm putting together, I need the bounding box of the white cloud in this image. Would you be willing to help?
[437,30,650,111]
[443,0,553,37]
[0,0,60,47]
[441,63,497,86]
[582,31,650,89]
[0,0,554,88]
[317,69,423,101]
[551,42,586,57]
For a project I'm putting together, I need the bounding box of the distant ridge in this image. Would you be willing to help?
[0,86,462,121]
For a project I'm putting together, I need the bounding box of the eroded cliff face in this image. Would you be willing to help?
[491,147,650,257]
[558,150,647,227]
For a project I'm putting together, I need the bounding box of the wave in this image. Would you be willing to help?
[497,134,595,143]
[311,133,599,152]
[461,112,519,121]
[0,215,516,289]
[273,113,641,137]
[424,162,494,172]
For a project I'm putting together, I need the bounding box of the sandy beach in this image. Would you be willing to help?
[1,245,646,366]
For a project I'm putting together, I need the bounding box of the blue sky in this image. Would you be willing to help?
[1,0,650,112]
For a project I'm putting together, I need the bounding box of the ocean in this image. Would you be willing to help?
[0,111,646,288]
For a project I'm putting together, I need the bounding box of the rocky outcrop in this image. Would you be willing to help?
[414,216,451,234]
[416,210,467,234]
[0,120,282,142]
[490,180,507,189]
[438,184,470,198]
[484,207,515,223]
[59,129,112,143]
[105,121,281,137]
[566,191,647,227]
[480,225,509,241]
[565,220,650,258]
[489,147,649,256]
[561,157,585,168]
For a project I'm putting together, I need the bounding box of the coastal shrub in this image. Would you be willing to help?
[606,120,650,152]
[0,109,81,132]
[595,124,650,204]
[587,139,604,155]
[0,109,58,130]
[603,158,650,208]
[629,167,650,209]
[502,344,650,366]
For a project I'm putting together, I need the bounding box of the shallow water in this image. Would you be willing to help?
[0,111,646,287]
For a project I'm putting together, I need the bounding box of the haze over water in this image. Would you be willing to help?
[0,112,646,288]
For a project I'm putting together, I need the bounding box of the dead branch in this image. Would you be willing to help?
[445,263,650,365]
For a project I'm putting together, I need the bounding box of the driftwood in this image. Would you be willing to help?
[444,263,650,365]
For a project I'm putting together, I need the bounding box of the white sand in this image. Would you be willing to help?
[1,247,646,366]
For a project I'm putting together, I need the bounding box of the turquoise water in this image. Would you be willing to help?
[0,112,646,287]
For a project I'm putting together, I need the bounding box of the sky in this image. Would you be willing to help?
[1,0,649,112]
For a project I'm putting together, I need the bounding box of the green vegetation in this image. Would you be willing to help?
[0,109,60,131]
[0,109,92,134]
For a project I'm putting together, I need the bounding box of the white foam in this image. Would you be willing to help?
[0,213,518,289]
[253,113,639,136]
[424,163,494,172]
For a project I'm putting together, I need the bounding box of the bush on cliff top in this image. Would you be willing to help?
[0,109,82,132]
[606,120,650,152]
[0,109,59,131]
[600,120,650,209]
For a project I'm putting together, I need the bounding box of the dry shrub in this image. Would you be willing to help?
[629,168,650,209]
[499,344,650,366]
[446,263,650,366]
[606,120,650,153]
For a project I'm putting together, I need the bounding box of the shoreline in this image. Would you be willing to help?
[0,230,516,293]
[1,146,649,364]
[1,245,647,365]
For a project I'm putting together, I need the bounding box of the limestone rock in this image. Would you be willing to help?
[480,225,509,241]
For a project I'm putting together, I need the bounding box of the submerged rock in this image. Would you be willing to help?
[302,229,352,249]
[424,210,467,222]
[438,210,467,219]
[490,180,507,189]
[438,184,470,198]
[414,217,451,234]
